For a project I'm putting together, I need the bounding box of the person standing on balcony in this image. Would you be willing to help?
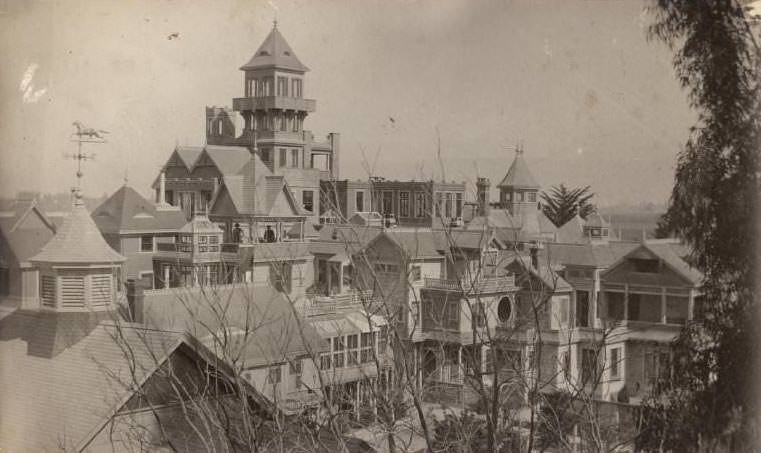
[264,225,276,243]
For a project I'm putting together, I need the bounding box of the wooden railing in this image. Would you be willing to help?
[303,290,374,315]
[424,275,515,294]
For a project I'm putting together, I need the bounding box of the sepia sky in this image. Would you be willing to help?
[0,0,695,206]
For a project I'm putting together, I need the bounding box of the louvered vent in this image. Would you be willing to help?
[40,275,56,308]
[90,274,112,307]
[60,274,85,308]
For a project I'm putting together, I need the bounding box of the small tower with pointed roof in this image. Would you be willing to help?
[232,22,316,159]
[30,193,125,312]
[496,144,541,215]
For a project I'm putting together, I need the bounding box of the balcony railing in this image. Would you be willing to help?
[303,290,374,315]
[156,242,193,253]
[424,275,515,294]
[282,390,323,412]
[232,96,316,112]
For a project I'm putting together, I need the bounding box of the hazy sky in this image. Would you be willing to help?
[0,0,695,206]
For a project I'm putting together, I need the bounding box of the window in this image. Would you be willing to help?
[455,192,463,217]
[576,290,590,327]
[582,349,597,383]
[605,292,625,320]
[320,353,331,370]
[666,295,689,324]
[355,191,364,212]
[291,149,299,168]
[445,302,459,328]
[628,293,661,323]
[473,302,486,328]
[415,192,426,217]
[280,113,287,131]
[610,347,621,379]
[382,191,393,214]
[551,296,568,329]
[528,192,537,202]
[292,78,302,97]
[378,326,388,354]
[140,235,153,252]
[444,192,453,218]
[347,334,358,365]
[399,191,410,217]
[497,296,512,322]
[409,265,421,282]
[562,351,571,378]
[333,337,345,368]
[290,360,302,388]
[260,149,270,163]
[268,366,282,384]
[277,76,288,96]
[302,190,314,212]
[497,349,522,371]
[516,192,524,202]
[361,332,375,363]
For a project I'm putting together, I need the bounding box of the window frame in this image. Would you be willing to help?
[140,235,154,253]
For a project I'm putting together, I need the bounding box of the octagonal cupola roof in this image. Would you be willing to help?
[240,22,309,72]
[497,147,541,190]
[31,197,125,265]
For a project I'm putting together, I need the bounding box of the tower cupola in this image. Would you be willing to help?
[30,195,125,312]
[496,145,541,215]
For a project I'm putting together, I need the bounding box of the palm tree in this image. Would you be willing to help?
[540,184,596,227]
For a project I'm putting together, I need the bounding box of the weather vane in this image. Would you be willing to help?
[67,121,109,201]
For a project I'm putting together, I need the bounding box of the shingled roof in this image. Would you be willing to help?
[92,185,186,234]
[240,25,309,72]
[497,151,541,189]
[0,199,56,264]
[31,200,125,264]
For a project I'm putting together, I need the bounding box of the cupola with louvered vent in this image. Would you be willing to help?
[30,196,125,312]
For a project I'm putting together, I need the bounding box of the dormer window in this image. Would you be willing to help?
[259,50,270,56]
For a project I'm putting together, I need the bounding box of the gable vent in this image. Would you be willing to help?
[41,275,56,308]
[60,274,85,308]
[90,274,112,307]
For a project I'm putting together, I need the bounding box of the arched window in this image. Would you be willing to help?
[498,296,512,322]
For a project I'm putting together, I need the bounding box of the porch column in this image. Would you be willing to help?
[253,220,259,243]
[355,381,361,421]
[688,290,695,321]
[338,264,344,294]
[457,346,463,383]
[300,219,305,241]
[661,288,668,324]
[623,284,629,321]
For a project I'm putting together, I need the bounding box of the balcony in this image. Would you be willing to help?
[303,290,374,316]
[154,242,221,262]
[424,275,515,295]
[281,390,323,413]
[233,96,316,112]
[220,241,312,263]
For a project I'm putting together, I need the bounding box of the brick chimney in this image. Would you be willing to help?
[476,177,490,217]
[125,279,146,323]
[529,244,539,269]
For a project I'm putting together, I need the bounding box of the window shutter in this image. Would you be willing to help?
[60,273,85,308]
[90,274,112,307]
[40,275,56,308]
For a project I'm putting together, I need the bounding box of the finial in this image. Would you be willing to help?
[123,167,129,186]
[273,18,278,29]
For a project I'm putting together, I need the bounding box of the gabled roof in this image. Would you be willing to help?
[241,25,309,72]
[506,254,573,292]
[362,230,443,260]
[437,229,504,252]
[583,213,611,229]
[140,285,328,368]
[467,210,520,230]
[202,146,252,176]
[0,199,56,264]
[92,185,186,234]
[497,151,541,189]
[601,241,702,285]
[556,215,585,244]
[31,200,125,264]
[0,307,270,452]
[174,146,204,170]
[544,242,639,268]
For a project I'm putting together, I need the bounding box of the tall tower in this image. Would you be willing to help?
[496,145,541,215]
[232,22,316,167]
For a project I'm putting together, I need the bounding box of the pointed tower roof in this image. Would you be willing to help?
[31,198,125,264]
[92,185,185,234]
[497,148,541,189]
[240,24,309,72]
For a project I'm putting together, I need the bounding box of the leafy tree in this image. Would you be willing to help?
[540,184,596,227]
[640,1,761,451]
